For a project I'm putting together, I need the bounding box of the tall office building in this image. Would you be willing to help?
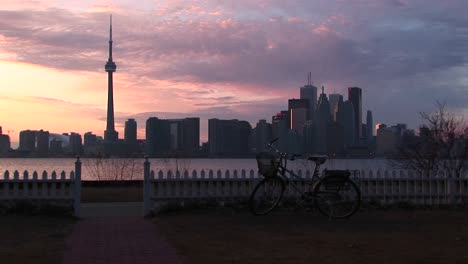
[342,100,355,147]
[0,127,10,154]
[104,15,118,142]
[146,117,170,156]
[328,94,343,121]
[145,117,199,156]
[208,119,252,156]
[84,132,98,147]
[272,111,289,152]
[69,132,82,155]
[366,110,374,144]
[288,99,309,134]
[300,72,318,120]
[315,86,331,154]
[254,119,272,152]
[182,117,200,154]
[348,87,362,141]
[19,130,36,152]
[36,130,49,157]
[124,119,137,145]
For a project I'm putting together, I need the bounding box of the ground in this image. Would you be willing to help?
[154,208,468,264]
[0,215,75,264]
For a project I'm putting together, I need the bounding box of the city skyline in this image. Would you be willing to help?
[1,1,468,147]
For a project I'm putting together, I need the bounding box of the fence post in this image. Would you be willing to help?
[143,157,151,216]
[74,157,81,217]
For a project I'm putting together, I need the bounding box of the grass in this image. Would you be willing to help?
[0,215,76,264]
[154,208,468,264]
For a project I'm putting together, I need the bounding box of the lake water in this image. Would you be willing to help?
[0,158,393,180]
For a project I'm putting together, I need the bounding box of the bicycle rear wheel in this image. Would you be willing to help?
[313,176,360,219]
[249,176,285,215]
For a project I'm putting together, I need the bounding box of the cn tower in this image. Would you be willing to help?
[104,15,118,142]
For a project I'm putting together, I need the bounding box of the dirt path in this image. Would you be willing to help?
[62,203,182,264]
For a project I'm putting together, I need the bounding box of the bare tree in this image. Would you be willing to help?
[395,101,468,177]
[83,157,143,180]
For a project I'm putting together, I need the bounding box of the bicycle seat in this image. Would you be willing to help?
[307,155,327,165]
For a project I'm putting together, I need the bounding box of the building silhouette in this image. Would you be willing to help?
[146,117,170,156]
[300,72,318,121]
[253,119,272,152]
[68,132,83,155]
[104,15,118,143]
[50,139,63,155]
[208,119,252,156]
[315,86,331,154]
[328,94,343,121]
[19,130,36,152]
[348,87,362,142]
[124,119,138,154]
[341,100,355,148]
[272,111,289,152]
[180,117,200,154]
[36,130,49,157]
[0,127,10,155]
[288,99,309,134]
[366,110,374,145]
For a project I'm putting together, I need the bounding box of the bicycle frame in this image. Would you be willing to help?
[276,154,322,195]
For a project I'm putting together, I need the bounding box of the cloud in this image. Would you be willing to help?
[1,0,468,132]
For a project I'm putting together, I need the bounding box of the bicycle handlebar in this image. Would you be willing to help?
[266,138,301,161]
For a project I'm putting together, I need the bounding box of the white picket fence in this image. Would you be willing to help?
[0,158,81,216]
[143,158,468,216]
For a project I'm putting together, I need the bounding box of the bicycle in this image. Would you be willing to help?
[249,138,361,219]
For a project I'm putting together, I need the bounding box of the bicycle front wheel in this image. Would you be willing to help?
[313,176,361,219]
[249,176,285,215]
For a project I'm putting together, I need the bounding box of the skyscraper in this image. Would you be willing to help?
[300,72,318,120]
[315,86,331,154]
[348,87,362,141]
[146,117,170,156]
[366,110,374,144]
[328,94,343,121]
[342,100,355,147]
[208,119,252,156]
[104,15,118,142]
[288,99,308,134]
[124,119,137,145]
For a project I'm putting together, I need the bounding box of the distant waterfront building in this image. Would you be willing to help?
[19,130,36,152]
[288,99,309,134]
[315,86,331,154]
[124,119,138,153]
[366,110,374,145]
[327,122,344,157]
[300,72,318,120]
[272,111,289,152]
[208,119,252,156]
[146,117,170,156]
[302,121,315,154]
[145,117,199,156]
[69,132,83,155]
[0,126,10,154]
[50,139,63,154]
[181,117,200,154]
[328,94,343,121]
[254,119,272,152]
[376,124,408,157]
[36,130,49,157]
[348,87,362,141]
[341,100,355,148]
[84,132,98,147]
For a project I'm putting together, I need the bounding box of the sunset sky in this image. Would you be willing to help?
[1,0,468,147]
